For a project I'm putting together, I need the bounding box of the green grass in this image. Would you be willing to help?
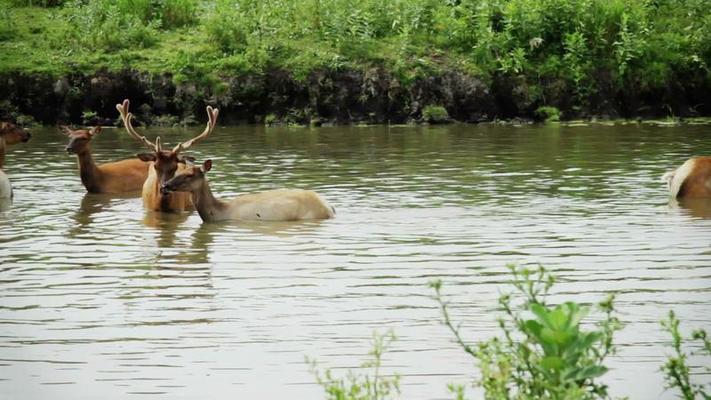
[1,0,709,113]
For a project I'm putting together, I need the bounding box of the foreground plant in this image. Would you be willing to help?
[661,311,711,399]
[431,266,622,400]
[309,331,400,400]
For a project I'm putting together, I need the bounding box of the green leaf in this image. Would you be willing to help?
[524,320,543,337]
[541,327,573,347]
[530,303,553,329]
[570,365,608,381]
[541,355,565,371]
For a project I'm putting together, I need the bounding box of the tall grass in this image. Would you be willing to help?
[3,0,709,112]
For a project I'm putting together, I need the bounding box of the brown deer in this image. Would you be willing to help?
[116,99,218,212]
[663,157,711,198]
[59,125,150,193]
[160,160,335,222]
[0,122,31,199]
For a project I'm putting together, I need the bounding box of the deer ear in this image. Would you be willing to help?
[202,159,213,172]
[89,126,102,136]
[137,153,156,162]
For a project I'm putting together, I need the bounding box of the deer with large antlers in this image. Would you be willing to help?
[160,160,335,222]
[0,122,31,199]
[59,125,150,193]
[116,99,219,212]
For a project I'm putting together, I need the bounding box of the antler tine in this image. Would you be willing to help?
[173,105,219,153]
[116,99,157,152]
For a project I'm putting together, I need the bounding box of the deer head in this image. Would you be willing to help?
[160,159,212,194]
[0,122,31,145]
[116,99,218,184]
[58,125,101,154]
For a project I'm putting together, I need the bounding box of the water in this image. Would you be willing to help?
[1,123,710,399]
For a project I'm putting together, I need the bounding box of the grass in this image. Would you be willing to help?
[1,0,709,118]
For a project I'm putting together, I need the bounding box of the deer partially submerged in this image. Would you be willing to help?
[0,122,31,199]
[160,160,335,222]
[663,157,711,199]
[116,99,218,212]
[60,125,150,193]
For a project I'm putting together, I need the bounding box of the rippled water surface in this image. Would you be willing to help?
[1,124,710,399]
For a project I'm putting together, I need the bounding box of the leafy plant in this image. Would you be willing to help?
[535,106,561,122]
[661,311,711,399]
[309,330,400,400]
[431,265,622,400]
[422,105,450,124]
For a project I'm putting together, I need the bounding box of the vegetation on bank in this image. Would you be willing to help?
[310,266,711,400]
[1,0,710,122]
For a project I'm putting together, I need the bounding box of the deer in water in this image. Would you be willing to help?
[663,157,711,198]
[59,125,150,193]
[0,122,32,199]
[160,159,335,222]
[116,99,218,212]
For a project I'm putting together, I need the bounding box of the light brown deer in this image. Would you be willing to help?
[116,99,219,212]
[0,122,31,199]
[663,157,711,199]
[59,125,150,193]
[160,160,335,222]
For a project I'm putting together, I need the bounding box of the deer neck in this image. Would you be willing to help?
[76,147,102,192]
[192,179,227,222]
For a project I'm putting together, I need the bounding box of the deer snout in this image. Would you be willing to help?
[65,145,75,154]
[160,184,172,195]
[22,131,31,142]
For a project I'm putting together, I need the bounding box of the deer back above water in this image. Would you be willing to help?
[0,122,31,199]
[663,156,711,199]
[160,160,335,222]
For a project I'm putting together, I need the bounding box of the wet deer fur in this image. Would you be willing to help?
[59,125,150,193]
[161,160,335,222]
[663,156,711,199]
[0,122,31,199]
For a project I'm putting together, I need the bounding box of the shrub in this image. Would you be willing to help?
[0,8,16,41]
[534,106,561,122]
[422,105,450,124]
[431,266,622,399]
[661,311,711,399]
[160,0,198,29]
[309,331,400,400]
[66,1,159,52]
[8,0,65,6]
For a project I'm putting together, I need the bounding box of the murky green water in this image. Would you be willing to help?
[1,123,710,399]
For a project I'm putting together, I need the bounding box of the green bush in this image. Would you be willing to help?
[431,266,622,399]
[661,311,711,399]
[161,0,198,28]
[422,105,451,124]
[535,106,561,122]
[309,331,400,400]
[66,1,160,52]
[8,0,65,6]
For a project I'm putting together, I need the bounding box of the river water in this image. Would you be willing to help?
[1,123,710,399]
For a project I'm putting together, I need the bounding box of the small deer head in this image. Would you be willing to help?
[160,159,212,194]
[59,125,100,154]
[0,122,31,145]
